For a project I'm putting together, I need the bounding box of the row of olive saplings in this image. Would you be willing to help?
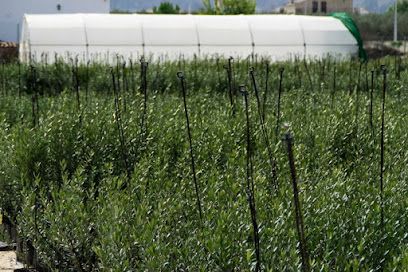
[0,56,148,126]
[1,52,401,103]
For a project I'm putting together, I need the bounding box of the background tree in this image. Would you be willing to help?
[351,11,408,41]
[153,2,180,14]
[202,0,217,14]
[202,0,256,14]
[387,0,408,13]
[222,0,256,14]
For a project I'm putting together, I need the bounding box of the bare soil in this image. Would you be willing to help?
[0,250,24,271]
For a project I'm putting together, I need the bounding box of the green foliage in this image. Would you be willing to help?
[202,0,256,14]
[351,12,408,41]
[202,0,217,14]
[0,56,408,270]
[392,41,403,47]
[153,2,180,14]
[222,0,256,14]
[110,8,132,14]
[387,0,408,13]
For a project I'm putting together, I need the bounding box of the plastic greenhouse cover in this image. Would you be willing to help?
[84,14,143,46]
[20,14,359,63]
[299,16,356,45]
[26,14,87,46]
[139,14,198,46]
[193,15,252,46]
[246,15,304,46]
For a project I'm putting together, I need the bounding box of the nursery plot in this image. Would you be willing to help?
[0,56,407,271]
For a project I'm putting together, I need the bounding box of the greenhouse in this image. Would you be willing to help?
[19,13,362,63]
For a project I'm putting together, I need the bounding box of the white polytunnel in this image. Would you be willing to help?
[85,14,144,62]
[19,13,360,63]
[299,15,358,57]
[140,14,199,59]
[193,15,253,58]
[246,15,305,60]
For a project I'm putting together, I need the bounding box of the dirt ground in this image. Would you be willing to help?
[0,250,24,271]
[364,41,406,59]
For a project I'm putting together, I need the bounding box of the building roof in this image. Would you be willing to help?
[0,41,18,48]
[284,0,306,7]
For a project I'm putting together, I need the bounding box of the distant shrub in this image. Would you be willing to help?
[153,2,180,14]
[351,12,408,41]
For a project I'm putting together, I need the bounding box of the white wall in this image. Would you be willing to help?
[0,0,110,43]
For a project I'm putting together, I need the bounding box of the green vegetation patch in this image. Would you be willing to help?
[0,56,407,270]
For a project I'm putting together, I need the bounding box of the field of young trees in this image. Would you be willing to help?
[0,55,407,271]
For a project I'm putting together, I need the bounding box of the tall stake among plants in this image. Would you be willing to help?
[262,61,269,120]
[357,62,362,93]
[229,57,235,95]
[116,55,121,96]
[18,59,22,98]
[327,56,331,80]
[129,59,135,96]
[139,61,149,140]
[121,61,128,113]
[72,68,81,121]
[356,62,362,131]
[85,60,90,103]
[223,63,235,115]
[348,57,353,95]
[30,65,39,128]
[365,63,369,94]
[249,67,279,192]
[332,62,336,108]
[139,57,146,94]
[295,56,302,88]
[177,72,203,223]
[370,69,375,140]
[216,58,221,89]
[283,126,310,272]
[111,68,131,186]
[397,56,402,80]
[276,68,284,145]
[122,61,128,94]
[239,85,260,272]
[380,65,388,228]
[303,59,313,91]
